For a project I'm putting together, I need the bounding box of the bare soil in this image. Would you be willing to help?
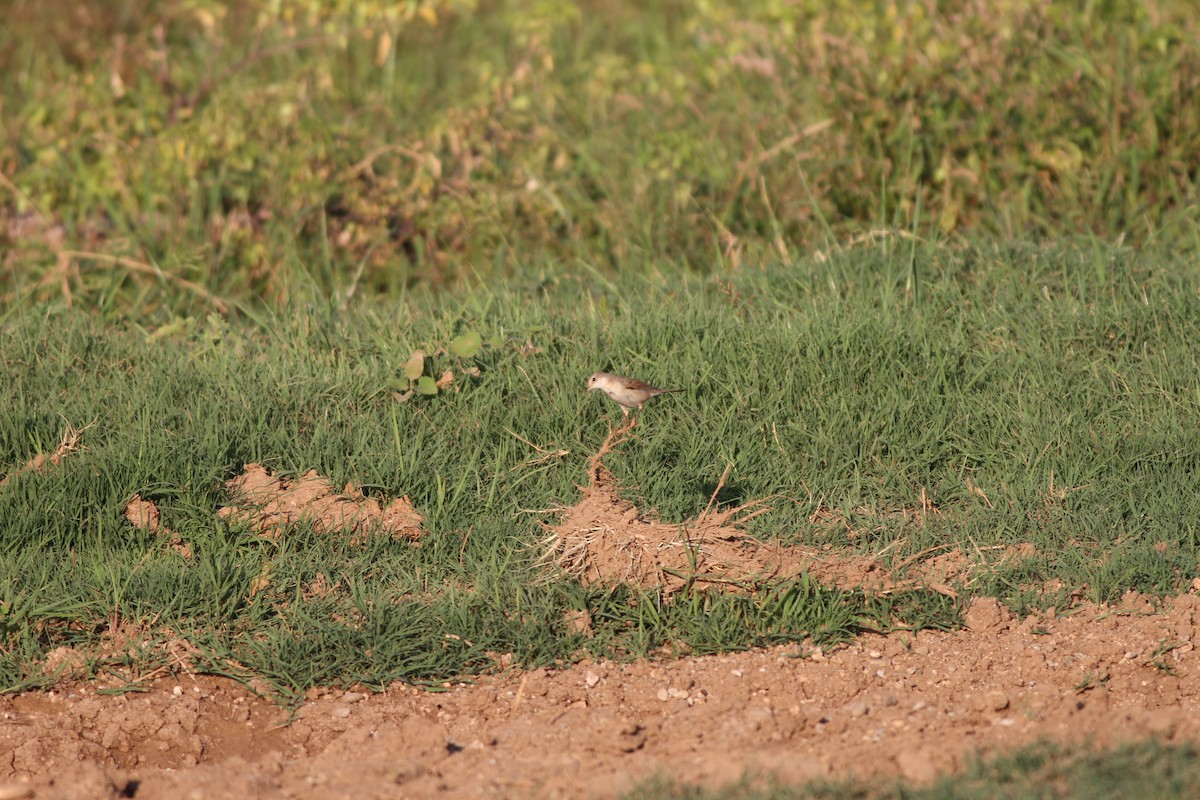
[2,594,1199,799]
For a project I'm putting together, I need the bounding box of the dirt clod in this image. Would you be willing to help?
[217,463,423,543]
[544,428,864,594]
[124,494,192,557]
[964,596,1012,631]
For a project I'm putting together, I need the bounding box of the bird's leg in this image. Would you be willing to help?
[609,410,637,435]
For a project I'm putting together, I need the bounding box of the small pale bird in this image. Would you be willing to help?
[587,371,682,417]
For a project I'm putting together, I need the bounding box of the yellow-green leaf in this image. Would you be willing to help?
[449,331,482,358]
[403,350,425,380]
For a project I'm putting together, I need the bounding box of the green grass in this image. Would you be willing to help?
[1,240,1198,693]
[624,740,1200,799]
[2,0,1200,701]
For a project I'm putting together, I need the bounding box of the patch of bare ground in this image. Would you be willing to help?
[121,464,424,561]
[2,594,1199,799]
[542,421,968,597]
[217,463,424,543]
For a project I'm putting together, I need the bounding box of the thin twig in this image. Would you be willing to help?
[458,525,473,569]
[698,461,734,525]
[891,541,958,573]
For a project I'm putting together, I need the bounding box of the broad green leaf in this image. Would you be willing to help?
[403,350,425,380]
[415,375,438,395]
[449,331,482,358]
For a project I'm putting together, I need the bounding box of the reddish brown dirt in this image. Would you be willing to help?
[2,594,1199,799]
[543,429,973,598]
[217,463,424,543]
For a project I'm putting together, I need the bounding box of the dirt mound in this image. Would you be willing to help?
[546,458,789,593]
[216,463,423,543]
[123,464,423,556]
[543,425,964,596]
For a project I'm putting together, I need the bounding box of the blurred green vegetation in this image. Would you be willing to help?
[3,0,1198,314]
[626,740,1200,799]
